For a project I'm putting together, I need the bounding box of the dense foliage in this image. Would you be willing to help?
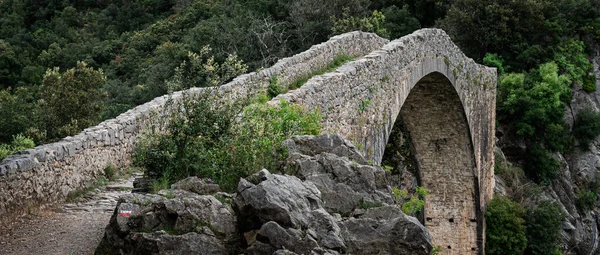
[485,196,527,255]
[524,201,565,255]
[573,108,600,148]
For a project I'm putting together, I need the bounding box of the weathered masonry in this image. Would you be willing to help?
[276,28,496,254]
[0,29,496,254]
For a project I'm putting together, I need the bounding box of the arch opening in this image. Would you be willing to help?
[382,72,481,255]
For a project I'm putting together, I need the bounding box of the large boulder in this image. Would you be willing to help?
[234,170,346,254]
[95,181,238,255]
[283,134,394,216]
[340,206,432,255]
[234,169,322,230]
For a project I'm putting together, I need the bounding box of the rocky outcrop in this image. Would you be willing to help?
[96,134,432,254]
[282,134,394,216]
[95,180,238,255]
[544,50,600,254]
[235,169,431,255]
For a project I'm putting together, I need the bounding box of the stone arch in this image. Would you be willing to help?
[388,71,480,254]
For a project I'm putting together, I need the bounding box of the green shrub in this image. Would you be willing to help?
[41,62,106,140]
[483,53,505,75]
[553,39,595,92]
[485,196,527,255]
[267,76,282,99]
[331,8,388,37]
[151,176,170,194]
[10,134,35,152]
[0,144,11,160]
[525,201,565,255]
[104,163,117,181]
[134,92,243,185]
[582,77,597,92]
[523,145,560,185]
[134,92,321,192]
[497,62,571,184]
[0,134,36,160]
[401,186,427,215]
[381,5,420,39]
[222,99,321,190]
[573,108,600,149]
[576,189,597,212]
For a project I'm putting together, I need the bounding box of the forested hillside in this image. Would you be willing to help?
[2,0,600,254]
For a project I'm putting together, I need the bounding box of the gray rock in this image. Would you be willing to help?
[340,213,432,255]
[307,209,345,250]
[283,135,394,216]
[234,170,322,230]
[95,185,238,255]
[126,231,227,255]
[359,205,405,221]
[252,221,319,254]
[283,134,367,164]
[171,176,221,195]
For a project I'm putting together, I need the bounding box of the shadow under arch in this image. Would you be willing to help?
[384,71,482,255]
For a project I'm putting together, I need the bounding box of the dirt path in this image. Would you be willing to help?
[0,173,141,255]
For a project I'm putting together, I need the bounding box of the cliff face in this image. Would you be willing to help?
[495,49,600,255]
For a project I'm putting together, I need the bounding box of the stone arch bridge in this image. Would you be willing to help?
[276,29,496,254]
[0,29,496,254]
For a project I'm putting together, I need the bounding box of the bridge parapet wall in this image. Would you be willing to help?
[0,31,387,225]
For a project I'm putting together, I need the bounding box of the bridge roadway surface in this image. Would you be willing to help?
[0,173,139,255]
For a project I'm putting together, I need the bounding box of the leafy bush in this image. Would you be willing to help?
[381,5,420,39]
[267,76,282,99]
[553,39,596,92]
[224,99,322,187]
[135,92,322,192]
[11,134,35,152]
[401,186,427,215]
[40,61,107,140]
[498,62,571,184]
[525,201,565,255]
[576,189,597,212]
[104,163,117,181]
[392,186,427,215]
[573,108,600,149]
[485,196,527,255]
[498,62,570,145]
[168,46,248,91]
[0,134,36,160]
[0,88,39,143]
[483,53,505,75]
[134,92,243,185]
[0,144,11,160]
[331,8,388,37]
[523,144,560,185]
